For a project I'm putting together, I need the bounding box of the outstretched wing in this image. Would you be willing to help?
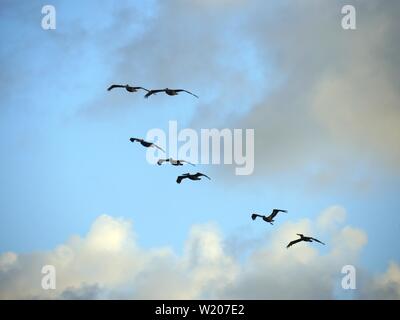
[286,238,303,248]
[157,159,168,166]
[176,89,199,98]
[197,172,211,180]
[251,214,263,221]
[310,237,325,245]
[151,143,165,153]
[176,175,187,184]
[107,84,125,91]
[144,89,165,98]
[133,87,149,92]
[269,209,287,219]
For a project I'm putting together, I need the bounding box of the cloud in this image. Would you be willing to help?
[78,0,267,121]
[0,207,398,299]
[227,1,400,183]
[0,215,236,299]
[0,252,17,272]
[358,262,400,299]
[61,283,105,300]
[317,206,347,233]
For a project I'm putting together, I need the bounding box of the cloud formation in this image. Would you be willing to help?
[226,1,400,183]
[358,262,400,299]
[0,207,398,299]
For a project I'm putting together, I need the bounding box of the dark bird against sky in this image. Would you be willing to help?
[286,234,325,248]
[130,138,165,152]
[251,209,287,225]
[144,88,199,99]
[176,172,210,184]
[107,84,149,93]
[157,158,195,166]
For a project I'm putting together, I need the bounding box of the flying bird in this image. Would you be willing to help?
[144,88,198,99]
[286,234,325,248]
[176,172,210,184]
[107,84,149,93]
[251,209,287,225]
[157,158,195,166]
[129,138,165,152]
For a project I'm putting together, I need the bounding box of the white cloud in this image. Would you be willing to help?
[0,252,17,272]
[317,206,347,233]
[0,207,398,299]
[359,262,400,299]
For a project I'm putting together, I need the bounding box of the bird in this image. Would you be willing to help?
[129,138,165,152]
[286,234,325,248]
[107,84,149,93]
[176,172,210,184]
[251,209,287,225]
[144,88,198,99]
[157,158,195,166]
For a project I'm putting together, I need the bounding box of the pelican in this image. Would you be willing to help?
[286,234,325,248]
[251,209,287,225]
[157,158,195,166]
[107,84,149,93]
[176,172,210,184]
[129,138,165,152]
[144,88,198,99]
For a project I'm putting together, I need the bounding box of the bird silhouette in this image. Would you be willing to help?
[157,158,195,166]
[176,172,210,184]
[107,84,149,93]
[286,234,325,248]
[251,209,287,225]
[129,138,165,152]
[144,88,198,99]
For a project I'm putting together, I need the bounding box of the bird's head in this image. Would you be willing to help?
[129,138,135,142]
[296,233,304,237]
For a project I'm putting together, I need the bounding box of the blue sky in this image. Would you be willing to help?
[0,0,400,299]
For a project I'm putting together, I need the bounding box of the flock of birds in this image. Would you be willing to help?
[107,84,199,99]
[107,83,325,249]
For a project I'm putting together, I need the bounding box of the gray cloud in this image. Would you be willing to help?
[61,283,104,300]
[224,1,400,184]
